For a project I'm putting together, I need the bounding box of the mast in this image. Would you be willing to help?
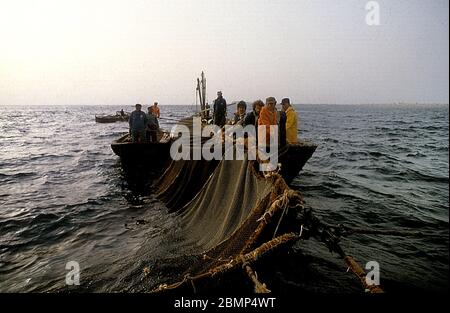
[195,71,207,118]
[201,71,206,112]
[197,77,203,116]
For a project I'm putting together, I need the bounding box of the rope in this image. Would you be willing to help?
[187,274,197,294]
[272,190,292,238]
[303,221,386,293]
[245,189,292,252]
[343,256,384,293]
[150,233,298,293]
[241,255,271,294]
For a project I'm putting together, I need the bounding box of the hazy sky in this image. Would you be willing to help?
[0,0,448,105]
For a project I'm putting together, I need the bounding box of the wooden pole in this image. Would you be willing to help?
[197,78,203,117]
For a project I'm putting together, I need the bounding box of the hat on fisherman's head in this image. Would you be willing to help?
[266,97,276,104]
[281,98,291,105]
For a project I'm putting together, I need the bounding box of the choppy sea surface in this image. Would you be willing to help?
[0,104,448,293]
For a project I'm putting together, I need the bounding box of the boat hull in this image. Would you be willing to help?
[111,132,316,183]
[111,133,172,171]
[278,140,317,184]
[95,115,129,123]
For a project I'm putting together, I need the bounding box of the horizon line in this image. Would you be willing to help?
[0,102,449,107]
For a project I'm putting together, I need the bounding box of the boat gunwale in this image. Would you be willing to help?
[111,132,172,146]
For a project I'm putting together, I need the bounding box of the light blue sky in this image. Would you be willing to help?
[0,0,448,105]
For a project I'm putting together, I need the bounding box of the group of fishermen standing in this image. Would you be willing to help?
[128,92,300,146]
[128,102,160,143]
[212,91,299,146]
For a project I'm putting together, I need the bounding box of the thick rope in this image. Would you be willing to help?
[343,256,384,293]
[240,255,271,293]
[243,189,298,253]
[244,265,271,294]
[311,227,385,294]
[150,233,298,293]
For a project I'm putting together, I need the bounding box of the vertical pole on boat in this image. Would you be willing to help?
[195,83,198,114]
[201,71,206,113]
[197,77,203,117]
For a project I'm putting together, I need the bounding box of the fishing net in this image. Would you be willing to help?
[131,150,308,293]
[155,159,219,211]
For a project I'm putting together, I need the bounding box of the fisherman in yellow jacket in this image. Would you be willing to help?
[281,98,299,144]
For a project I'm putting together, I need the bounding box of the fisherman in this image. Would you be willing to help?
[258,97,278,145]
[129,104,148,143]
[118,109,126,121]
[146,107,160,142]
[213,91,227,128]
[281,98,299,144]
[233,101,247,125]
[243,100,264,141]
[244,99,264,127]
[150,102,161,118]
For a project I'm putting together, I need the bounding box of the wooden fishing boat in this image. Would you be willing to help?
[111,130,172,171]
[111,119,316,182]
[95,113,130,123]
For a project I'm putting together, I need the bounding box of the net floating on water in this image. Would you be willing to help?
[144,152,384,294]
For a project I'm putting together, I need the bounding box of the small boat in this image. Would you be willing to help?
[111,130,173,171]
[95,112,130,123]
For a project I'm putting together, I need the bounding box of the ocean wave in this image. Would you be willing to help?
[94,133,125,139]
[0,172,36,181]
[421,125,447,131]
[434,146,449,152]
[15,153,72,163]
[368,151,386,158]
[406,152,427,158]
[405,168,449,184]
[322,138,339,143]
[375,126,392,131]
[346,151,369,157]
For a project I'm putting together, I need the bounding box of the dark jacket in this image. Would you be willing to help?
[242,111,259,140]
[213,97,227,127]
[147,113,159,129]
[244,111,258,127]
[234,113,246,125]
[129,110,148,131]
[278,110,287,147]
